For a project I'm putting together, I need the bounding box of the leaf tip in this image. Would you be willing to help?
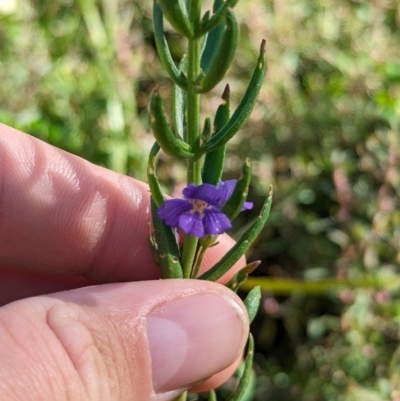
[260,39,266,52]
[248,260,261,273]
[222,83,231,101]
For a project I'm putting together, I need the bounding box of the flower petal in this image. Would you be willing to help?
[157,198,192,227]
[241,201,253,211]
[183,183,224,207]
[218,179,237,207]
[202,208,232,235]
[178,213,205,237]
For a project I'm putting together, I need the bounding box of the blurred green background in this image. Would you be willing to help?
[1,0,400,400]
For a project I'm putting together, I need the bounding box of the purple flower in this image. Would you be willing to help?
[157,180,252,238]
[219,180,253,211]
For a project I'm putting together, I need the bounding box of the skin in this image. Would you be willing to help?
[0,124,247,400]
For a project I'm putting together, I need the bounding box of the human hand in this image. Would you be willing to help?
[0,124,249,401]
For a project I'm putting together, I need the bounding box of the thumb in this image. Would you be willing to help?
[0,280,249,401]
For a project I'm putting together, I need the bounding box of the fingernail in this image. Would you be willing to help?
[146,292,248,393]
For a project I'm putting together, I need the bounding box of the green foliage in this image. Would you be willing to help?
[202,84,230,186]
[151,198,183,278]
[3,0,400,400]
[222,158,252,220]
[201,39,267,153]
[244,287,262,324]
[199,187,272,282]
[0,0,151,178]
[196,10,239,93]
[149,89,194,158]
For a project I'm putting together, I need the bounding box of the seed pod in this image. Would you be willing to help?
[150,90,195,159]
[157,0,193,38]
[197,10,238,94]
[202,40,267,153]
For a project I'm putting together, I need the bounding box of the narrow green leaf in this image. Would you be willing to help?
[202,84,230,185]
[147,142,164,207]
[198,186,272,282]
[157,0,193,38]
[197,10,238,93]
[222,158,252,220]
[208,389,217,401]
[201,10,210,27]
[150,90,195,159]
[226,334,255,401]
[202,40,267,153]
[149,233,161,265]
[173,57,187,140]
[200,0,225,74]
[200,117,212,142]
[199,0,239,36]
[151,198,183,279]
[172,391,187,401]
[153,1,187,88]
[243,286,261,324]
[226,260,261,292]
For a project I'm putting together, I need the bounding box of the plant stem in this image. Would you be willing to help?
[182,0,202,279]
[191,245,207,278]
[240,277,386,295]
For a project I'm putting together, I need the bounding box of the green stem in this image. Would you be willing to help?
[182,0,202,278]
[239,276,388,295]
[186,6,201,183]
[191,246,207,278]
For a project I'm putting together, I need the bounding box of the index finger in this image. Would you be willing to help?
[0,124,244,283]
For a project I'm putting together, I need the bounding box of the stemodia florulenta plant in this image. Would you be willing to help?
[147,1,272,400]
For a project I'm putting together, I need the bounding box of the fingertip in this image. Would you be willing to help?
[189,355,242,393]
[48,280,249,396]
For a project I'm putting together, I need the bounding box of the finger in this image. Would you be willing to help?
[0,124,245,286]
[0,229,244,305]
[190,356,242,393]
[0,279,249,401]
[0,123,159,281]
[0,265,95,306]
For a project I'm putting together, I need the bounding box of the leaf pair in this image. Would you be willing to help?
[201,40,267,154]
[154,0,266,161]
[157,0,193,39]
[150,90,195,159]
[153,1,187,88]
[197,9,239,93]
